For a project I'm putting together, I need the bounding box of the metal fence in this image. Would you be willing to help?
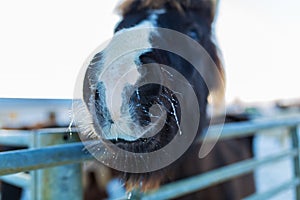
[0,129,86,199]
[0,115,300,199]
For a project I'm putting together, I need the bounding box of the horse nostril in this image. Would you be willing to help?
[139,52,158,64]
[129,84,162,127]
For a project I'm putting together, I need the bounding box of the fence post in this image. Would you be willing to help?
[291,126,300,200]
[30,130,83,200]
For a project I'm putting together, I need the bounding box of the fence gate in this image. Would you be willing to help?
[0,115,300,200]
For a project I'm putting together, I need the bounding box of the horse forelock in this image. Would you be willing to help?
[116,0,217,18]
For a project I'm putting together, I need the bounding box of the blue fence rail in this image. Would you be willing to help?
[0,129,85,199]
[1,115,300,199]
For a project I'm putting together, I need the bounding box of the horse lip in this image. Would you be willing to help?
[109,137,159,153]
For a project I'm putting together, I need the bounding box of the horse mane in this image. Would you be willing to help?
[117,0,217,18]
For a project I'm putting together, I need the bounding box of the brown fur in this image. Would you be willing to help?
[125,177,161,192]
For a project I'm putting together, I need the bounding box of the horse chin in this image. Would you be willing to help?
[110,137,154,153]
[108,125,176,153]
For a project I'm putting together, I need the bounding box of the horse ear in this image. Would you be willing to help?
[210,0,219,22]
[212,0,218,13]
[193,0,219,24]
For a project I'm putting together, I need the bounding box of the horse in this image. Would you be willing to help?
[78,0,255,199]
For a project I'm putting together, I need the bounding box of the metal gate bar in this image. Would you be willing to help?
[0,173,30,188]
[244,178,300,200]
[0,142,90,176]
[139,147,299,200]
[0,115,300,199]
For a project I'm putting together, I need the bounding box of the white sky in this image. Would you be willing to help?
[0,0,299,104]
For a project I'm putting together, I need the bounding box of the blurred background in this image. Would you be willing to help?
[0,0,299,200]
[0,0,299,103]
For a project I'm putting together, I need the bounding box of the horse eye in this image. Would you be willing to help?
[186,28,200,41]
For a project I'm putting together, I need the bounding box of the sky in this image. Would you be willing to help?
[0,0,299,104]
[216,0,300,103]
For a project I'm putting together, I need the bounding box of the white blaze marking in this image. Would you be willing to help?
[99,21,156,140]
